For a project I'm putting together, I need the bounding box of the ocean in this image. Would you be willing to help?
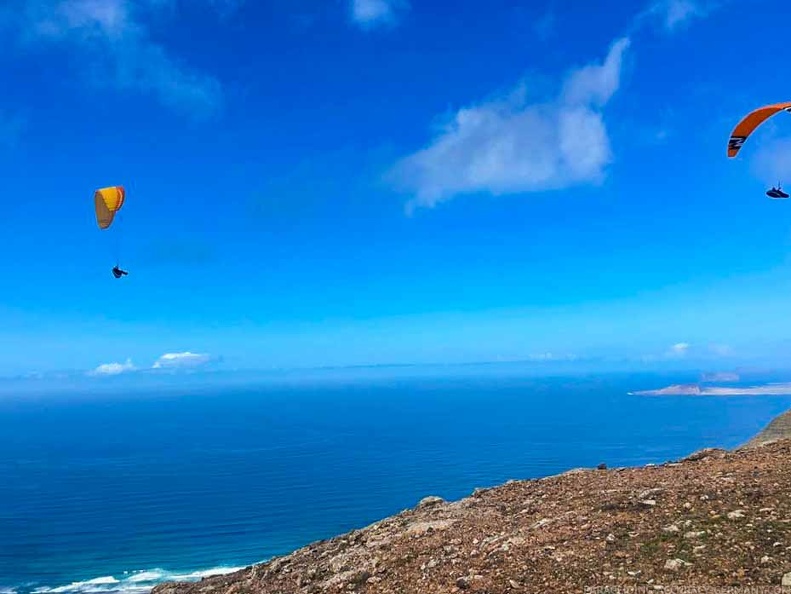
[1,368,789,594]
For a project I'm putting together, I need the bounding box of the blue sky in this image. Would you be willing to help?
[2,0,791,377]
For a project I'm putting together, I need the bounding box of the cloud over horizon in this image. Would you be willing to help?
[152,351,212,370]
[86,351,215,377]
[389,37,630,212]
[660,342,735,360]
[3,0,229,118]
[89,358,136,376]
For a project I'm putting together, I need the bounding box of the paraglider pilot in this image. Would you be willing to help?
[112,265,128,278]
[766,183,789,199]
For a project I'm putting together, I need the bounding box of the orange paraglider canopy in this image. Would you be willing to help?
[727,102,791,158]
[94,185,125,230]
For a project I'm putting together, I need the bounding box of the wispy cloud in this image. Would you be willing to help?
[3,0,230,118]
[86,350,215,376]
[389,37,630,212]
[640,0,713,33]
[639,342,735,363]
[89,358,136,376]
[349,0,409,30]
[152,351,212,369]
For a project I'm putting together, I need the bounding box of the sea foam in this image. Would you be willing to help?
[27,565,247,594]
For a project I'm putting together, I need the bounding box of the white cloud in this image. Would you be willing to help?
[89,358,136,376]
[349,0,408,30]
[152,351,212,369]
[389,37,630,211]
[4,0,229,118]
[645,0,711,32]
[671,342,690,355]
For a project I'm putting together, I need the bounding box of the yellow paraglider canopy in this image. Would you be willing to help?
[727,102,791,158]
[94,186,125,230]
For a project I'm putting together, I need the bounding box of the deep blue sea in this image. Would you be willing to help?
[1,369,790,594]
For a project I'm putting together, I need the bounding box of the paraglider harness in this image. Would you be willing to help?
[767,183,789,199]
[112,265,128,278]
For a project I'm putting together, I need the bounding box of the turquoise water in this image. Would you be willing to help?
[1,370,788,593]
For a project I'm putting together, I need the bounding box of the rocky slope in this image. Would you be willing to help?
[153,434,791,594]
[743,409,791,448]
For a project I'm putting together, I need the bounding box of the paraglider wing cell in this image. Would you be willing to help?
[727,102,791,158]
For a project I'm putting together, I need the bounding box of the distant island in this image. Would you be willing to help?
[629,381,791,396]
[629,383,703,395]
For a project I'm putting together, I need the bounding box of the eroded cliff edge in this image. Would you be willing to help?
[154,411,791,594]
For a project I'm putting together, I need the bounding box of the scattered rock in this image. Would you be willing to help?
[639,488,664,499]
[417,496,445,510]
[664,558,691,571]
[682,448,724,462]
[684,531,706,539]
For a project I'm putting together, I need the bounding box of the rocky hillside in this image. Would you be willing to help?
[743,409,791,448]
[154,437,791,594]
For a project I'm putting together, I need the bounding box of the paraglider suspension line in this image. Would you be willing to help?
[114,210,123,267]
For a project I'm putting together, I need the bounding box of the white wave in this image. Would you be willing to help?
[123,573,163,585]
[1,589,18,594]
[168,567,243,581]
[34,578,120,594]
[29,564,250,594]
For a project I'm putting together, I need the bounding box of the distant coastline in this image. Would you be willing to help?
[629,381,791,396]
